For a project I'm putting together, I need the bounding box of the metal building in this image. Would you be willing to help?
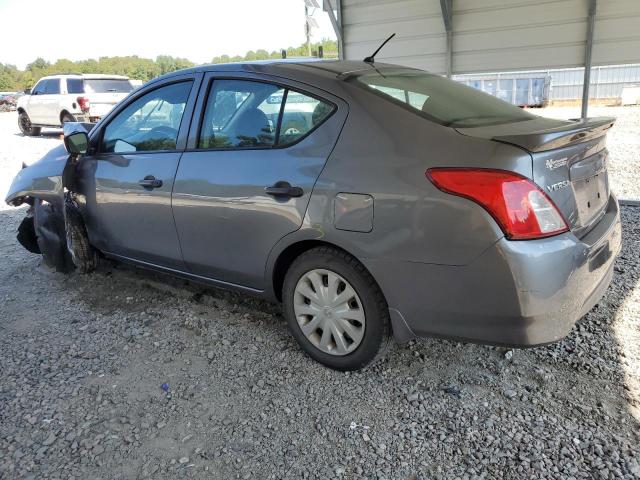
[322,0,640,117]
[455,63,640,104]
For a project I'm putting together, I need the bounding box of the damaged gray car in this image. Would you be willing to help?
[6,60,622,370]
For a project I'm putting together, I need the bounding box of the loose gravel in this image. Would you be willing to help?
[0,110,639,479]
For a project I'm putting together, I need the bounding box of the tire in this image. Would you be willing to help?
[64,196,98,273]
[282,246,391,370]
[61,112,76,125]
[18,111,41,136]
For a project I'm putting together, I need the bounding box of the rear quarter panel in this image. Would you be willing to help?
[301,84,533,266]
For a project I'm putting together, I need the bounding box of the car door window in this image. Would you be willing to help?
[199,79,283,149]
[198,79,334,149]
[277,90,334,146]
[32,80,46,95]
[67,78,84,94]
[44,79,60,94]
[101,81,192,153]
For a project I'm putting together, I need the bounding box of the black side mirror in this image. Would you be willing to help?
[24,88,31,95]
[63,123,90,155]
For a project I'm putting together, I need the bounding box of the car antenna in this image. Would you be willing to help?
[364,33,396,63]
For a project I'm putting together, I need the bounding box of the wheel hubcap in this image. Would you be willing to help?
[293,269,365,356]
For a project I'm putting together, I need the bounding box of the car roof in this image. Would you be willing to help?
[151,59,410,84]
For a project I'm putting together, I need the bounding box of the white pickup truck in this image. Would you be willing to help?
[17,74,134,136]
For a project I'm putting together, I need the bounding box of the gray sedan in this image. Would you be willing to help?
[6,60,621,370]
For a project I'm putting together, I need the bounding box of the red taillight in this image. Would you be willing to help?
[77,96,90,113]
[426,168,569,240]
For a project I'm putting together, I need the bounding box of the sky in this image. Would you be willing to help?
[0,0,336,69]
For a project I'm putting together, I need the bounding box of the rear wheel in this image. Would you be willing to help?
[282,247,390,370]
[18,111,41,136]
[61,112,76,125]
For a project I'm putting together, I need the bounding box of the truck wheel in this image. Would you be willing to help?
[282,246,391,371]
[18,111,41,136]
[61,112,76,125]
[64,196,98,273]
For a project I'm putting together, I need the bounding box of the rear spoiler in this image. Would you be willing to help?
[493,117,615,152]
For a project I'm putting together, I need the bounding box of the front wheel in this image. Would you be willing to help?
[282,247,391,370]
[18,111,41,136]
[64,196,99,273]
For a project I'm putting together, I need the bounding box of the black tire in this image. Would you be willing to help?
[282,246,391,371]
[64,196,98,273]
[18,111,41,136]
[61,112,76,125]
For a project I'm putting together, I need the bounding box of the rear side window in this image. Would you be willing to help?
[199,80,283,148]
[354,70,535,128]
[279,90,334,146]
[102,81,192,153]
[198,79,334,149]
[44,79,60,94]
[67,79,84,94]
[84,79,133,93]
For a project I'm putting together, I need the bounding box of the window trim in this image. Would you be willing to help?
[192,76,337,153]
[95,78,196,155]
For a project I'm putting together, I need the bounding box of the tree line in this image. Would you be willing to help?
[0,39,338,92]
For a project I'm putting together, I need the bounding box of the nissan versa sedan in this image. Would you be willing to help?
[6,60,622,370]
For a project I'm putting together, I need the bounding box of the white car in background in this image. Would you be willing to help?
[17,74,134,136]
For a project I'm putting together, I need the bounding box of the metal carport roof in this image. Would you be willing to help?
[322,0,640,117]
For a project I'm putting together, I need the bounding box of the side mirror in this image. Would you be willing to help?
[24,88,31,95]
[63,123,90,155]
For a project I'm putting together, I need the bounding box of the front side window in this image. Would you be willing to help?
[31,80,45,95]
[198,79,335,149]
[354,70,535,128]
[102,81,192,153]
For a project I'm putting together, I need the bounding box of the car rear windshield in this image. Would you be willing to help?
[353,70,535,128]
[83,79,133,94]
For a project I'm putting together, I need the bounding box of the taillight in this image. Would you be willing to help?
[426,168,568,240]
[77,96,90,113]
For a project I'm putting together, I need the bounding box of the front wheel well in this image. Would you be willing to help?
[272,240,367,302]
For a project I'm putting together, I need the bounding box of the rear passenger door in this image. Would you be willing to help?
[172,73,347,289]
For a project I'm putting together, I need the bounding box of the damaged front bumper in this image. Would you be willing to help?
[6,142,80,272]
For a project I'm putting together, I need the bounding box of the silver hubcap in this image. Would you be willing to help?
[293,269,365,356]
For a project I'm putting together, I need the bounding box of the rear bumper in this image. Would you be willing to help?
[365,194,622,346]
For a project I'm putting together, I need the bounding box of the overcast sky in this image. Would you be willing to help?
[0,0,336,69]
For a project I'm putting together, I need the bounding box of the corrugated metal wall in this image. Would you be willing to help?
[341,0,448,73]
[341,0,640,75]
[455,64,640,100]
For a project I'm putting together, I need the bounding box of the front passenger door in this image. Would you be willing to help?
[27,80,46,123]
[77,75,201,270]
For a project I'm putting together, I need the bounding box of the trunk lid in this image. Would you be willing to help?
[456,116,615,237]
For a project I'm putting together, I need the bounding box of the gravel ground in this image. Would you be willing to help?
[0,110,639,479]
